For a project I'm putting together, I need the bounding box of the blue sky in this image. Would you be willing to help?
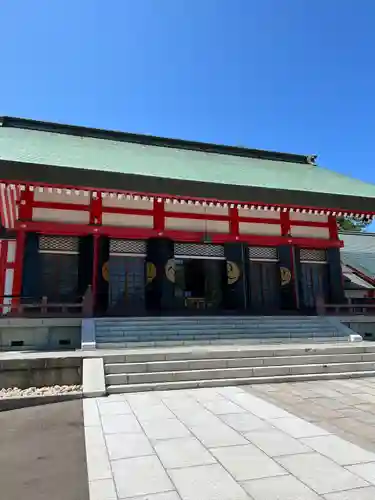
[1,0,375,191]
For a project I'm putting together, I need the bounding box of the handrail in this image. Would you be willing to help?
[0,285,93,318]
[323,303,375,315]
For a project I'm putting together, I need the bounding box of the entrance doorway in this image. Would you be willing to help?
[298,248,329,311]
[107,255,146,315]
[250,261,280,313]
[174,258,227,312]
[300,263,329,310]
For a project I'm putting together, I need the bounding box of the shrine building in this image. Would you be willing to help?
[1,117,375,317]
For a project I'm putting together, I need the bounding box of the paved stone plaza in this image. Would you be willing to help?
[84,383,375,499]
[248,377,375,453]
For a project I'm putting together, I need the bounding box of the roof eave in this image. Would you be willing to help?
[1,159,374,214]
[0,116,313,165]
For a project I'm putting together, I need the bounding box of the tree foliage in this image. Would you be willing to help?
[337,217,370,232]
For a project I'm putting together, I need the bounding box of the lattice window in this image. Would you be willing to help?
[174,243,225,258]
[300,248,327,263]
[249,246,278,261]
[109,239,146,255]
[39,236,79,254]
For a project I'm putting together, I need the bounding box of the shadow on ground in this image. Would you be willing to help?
[0,400,89,500]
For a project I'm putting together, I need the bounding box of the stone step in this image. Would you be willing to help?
[102,343,375,363]
[106,370,375,393]
[104,352,375,374]
[105,360,375,385]
[96,315,326,324]
[96,325,336,334]
[97,336,350,349]
[96,331,341,343]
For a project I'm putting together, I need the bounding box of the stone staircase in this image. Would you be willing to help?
[103,343,375,394]
[95,316,351,348]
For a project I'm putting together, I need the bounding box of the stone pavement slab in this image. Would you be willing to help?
[83,384,375,500]
[190,421,248,448]
[245,428,312,457]
[276,452,368,495]
[346,462,375,484]
[125,493,181,500]
[301,434,375,465]
[140,416,191,441]
[101,413,143,434]
[269,416,330,438]
[112,455,174,498]
[154,436,216,469]
[324,487,375,499]
[89,478,117,500]
[210,443,286,481]
[105,432,154,460]
[168,463,249,500]
[220,411,270,432]
[241,474,321,500]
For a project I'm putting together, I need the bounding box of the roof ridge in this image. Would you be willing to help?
[0,116,314,165]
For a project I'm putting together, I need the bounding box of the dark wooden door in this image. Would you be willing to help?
[250,262,280,313]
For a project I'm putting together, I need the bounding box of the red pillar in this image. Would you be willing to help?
[328,215,339,240]
[229,207,239,239]
[12,229,26,306]
[92,234,99,308]
[153,199,165,233]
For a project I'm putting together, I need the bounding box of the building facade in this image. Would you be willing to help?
[1,117,375,317]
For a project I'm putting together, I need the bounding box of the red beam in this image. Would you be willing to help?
[280,211,291,237]
[0,240,7,298]
[229,207,240,237]
[29,199,331,228]
[32,200,89,212]
[12,230,26,303]
[90,194,102,225]
[153,199,165,232]
[104,205,153,217]
[3,179,373,216]
[16,220,343,249]
[92,234,99,304]
[328,215,339,240]
[18,186,34,220]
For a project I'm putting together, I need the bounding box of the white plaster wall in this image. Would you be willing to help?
[102,197,153,210]
[290,212,328,223]
[290,225,329,239]
[32,208,90,224]
[102,213,153,227]
[33,190,90,205]
[239,222,282,236]
[6,241,16,263]
[238,208,280,219]
[165,217,229,233]
[165,203,228,216]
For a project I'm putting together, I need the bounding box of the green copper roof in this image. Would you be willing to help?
[0,117,375,213]
[0,118,375,208]
[341,232,375,279]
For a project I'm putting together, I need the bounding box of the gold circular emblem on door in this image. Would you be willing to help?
[146,262,156,283]
[227,261,240,285]
[280,267,292,286]
[102,261,109,282]
[165,259,176,283]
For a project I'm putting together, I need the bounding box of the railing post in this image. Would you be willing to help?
[316,295,325,315]
[41,296,48,315]
[82,285,94,318]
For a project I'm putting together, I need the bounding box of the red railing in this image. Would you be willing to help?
[323,303,375,315]
[0,286,93,318]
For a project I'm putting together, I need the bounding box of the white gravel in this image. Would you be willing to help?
[0,385,83,398]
